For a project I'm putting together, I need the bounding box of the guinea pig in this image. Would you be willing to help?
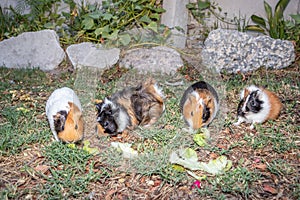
[46,87,84,143]
[95,79,165,135]
[233,85,283,129]
[180,81,219,131]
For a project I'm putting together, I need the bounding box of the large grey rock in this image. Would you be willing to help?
[66,42,120,68]
[161,0,189,48]
[119,46,183,74]
[0,30,65,71]
[201,29,295,73]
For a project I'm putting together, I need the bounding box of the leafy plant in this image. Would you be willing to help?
[1,0,167,46]
[284,14,300,51]
[246,0,290,39]
[210,167,260,198]
[71,0,166,46]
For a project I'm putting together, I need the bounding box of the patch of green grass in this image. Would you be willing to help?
[243,126,296,153]
[43,142,92,170]
[208,167,261,198]
[196,185,227,200]
[0,106,51,156]
[267,159,295,176]
[37,163,100,199]
[37,143,103,198]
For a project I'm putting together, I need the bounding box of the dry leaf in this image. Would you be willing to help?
[34,165,50,174]
[254,164,267,171]
[263,184,278,194]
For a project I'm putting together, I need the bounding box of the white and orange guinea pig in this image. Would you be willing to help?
[46,87,84,143]
[233,85,283,129]
[180,81,219,131]
[95,79,165,135]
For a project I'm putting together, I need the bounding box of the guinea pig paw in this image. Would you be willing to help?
[233,121,241,126]
[249,124,255,130]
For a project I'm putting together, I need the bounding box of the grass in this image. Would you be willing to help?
[0,60,299,199]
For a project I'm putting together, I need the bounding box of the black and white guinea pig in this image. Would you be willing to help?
[180,81,219,130]
[46,87,84,143]
[95,79,165,135]
[233,85,283,129]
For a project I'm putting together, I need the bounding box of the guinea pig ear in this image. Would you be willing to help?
[252,90,261,99]
[241,89,250,100]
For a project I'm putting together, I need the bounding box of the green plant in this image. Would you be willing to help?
[284,14,300,51]
[210,167,260,198]
[72,0,166,46]
[247,0,290,39]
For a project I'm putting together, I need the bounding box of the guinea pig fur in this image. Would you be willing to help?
[180,81,219,130]
[46,87,84,143]
[233,85,283,129]
[96,79,165,135]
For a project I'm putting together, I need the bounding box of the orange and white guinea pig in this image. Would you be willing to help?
[180,81,219,130]
[233,85,283,129]
[46,87,84,143]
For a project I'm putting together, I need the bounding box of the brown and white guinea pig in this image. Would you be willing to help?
[233,85,283,129]
[180,81,219,131]
[46,87,84,143]
[95,79,165,135]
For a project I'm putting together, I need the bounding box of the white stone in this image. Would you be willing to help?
[0,30,65,71]
[119,46,183,74]
[66,42,120,69]
[201,29,295,73]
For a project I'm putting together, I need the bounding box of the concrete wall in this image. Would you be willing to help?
[1,0,299,21]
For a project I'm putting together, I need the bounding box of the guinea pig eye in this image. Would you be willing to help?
[75,124,78,130]
[190,111,194,116]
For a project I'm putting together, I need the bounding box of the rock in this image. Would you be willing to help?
[66,42,120,69]
[201,29,295,73]
[0,30,65,71]
[119,46,183,74]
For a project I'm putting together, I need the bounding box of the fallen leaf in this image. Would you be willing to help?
[254,164,267,171]
[209,153,218,159]
[263,184,278,194]
[111,142,138,159]
[105,189,117,200]
[34,165,50,174]
[193,134,207,147]
[83,140,100,155]
[169,148,202,170]
[170,149,232,174]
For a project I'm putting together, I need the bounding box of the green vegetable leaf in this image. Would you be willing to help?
[193,134,207,147]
